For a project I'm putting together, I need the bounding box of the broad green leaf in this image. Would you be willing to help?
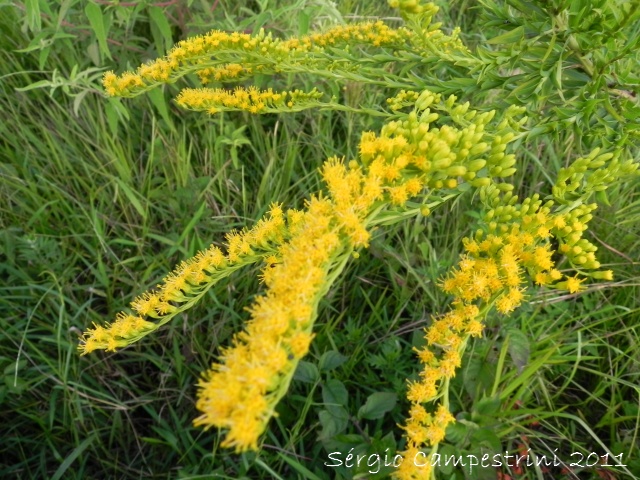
[322,378,348,416]
[319,350,348,372]
[470,428,502,452]
[472,396,501,418]
[434,444,458,475]
[298,10,310,36]
[506,328,530,373]
[294,360,319,383]
[318,408,349,440]
[357,392,397,420]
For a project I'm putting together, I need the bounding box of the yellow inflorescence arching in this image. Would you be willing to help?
[85,0,640,471]
[176,86,323,115]
[101,21,415,98]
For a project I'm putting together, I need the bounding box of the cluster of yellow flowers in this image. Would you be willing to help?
[283,20,408,50]
[101,21,413,98]
[85,78,526,451]
[176,86,323,115]
[194,200,340,451]
[196,63,248,84]
[79,207,289,355]
[192,96,478,450]
[387,90,421,111]
[87,1,640,475]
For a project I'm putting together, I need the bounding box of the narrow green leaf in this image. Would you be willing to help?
[114,178,146,219]
[51,434,97,480]
[277,452,323,480]
[298,10,311,36]
[148,6,173,53]
[25,0,41,32]
[15,80,52,92]
[487,26,524,45]
[84,2,111,60]
[167,201,207,257]
[147,88,174,131]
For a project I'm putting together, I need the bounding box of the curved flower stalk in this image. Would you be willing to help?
[102,11,470,100]
[78,205,289,354]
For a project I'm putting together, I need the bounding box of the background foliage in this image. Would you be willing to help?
[0,0,638,478]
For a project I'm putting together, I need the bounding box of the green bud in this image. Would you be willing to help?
[574,255,587,265]
[502,132,515,143]
[467,159,487,172]
[471,177,491,187]
[498,167,517,177]
[491,143,507,154]
[420,112,439,124]
[446,165,467,177]
[416,90,435,110]
[433,157,453,169]
[488,152,505,165]
[470,143,488,155]
[591,270,613,280]
[500,155,516,169]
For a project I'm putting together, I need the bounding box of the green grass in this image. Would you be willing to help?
[1,1,639,479]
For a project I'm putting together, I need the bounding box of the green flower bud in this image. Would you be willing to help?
[500,155,516,169]
[498,167,517,177]
[446,165,467,177]
[471,177,491,187]
[470,143,488,155]
[467,159,487,172]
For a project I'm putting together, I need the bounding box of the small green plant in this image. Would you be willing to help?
[77,0,639,478]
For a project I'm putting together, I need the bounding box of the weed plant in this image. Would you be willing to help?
[1,0,639,479]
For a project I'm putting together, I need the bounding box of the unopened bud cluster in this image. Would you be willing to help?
[176,86,323,115]
[553,148,638,202]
